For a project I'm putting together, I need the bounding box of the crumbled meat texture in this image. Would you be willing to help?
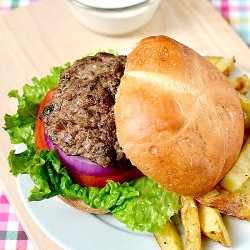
[40,52,127,167]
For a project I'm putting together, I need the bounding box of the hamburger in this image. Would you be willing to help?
[4,35,244,234]
[35,52,144,213]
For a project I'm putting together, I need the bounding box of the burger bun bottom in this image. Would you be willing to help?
[58,195,108,214]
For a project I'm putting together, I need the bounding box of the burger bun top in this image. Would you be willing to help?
[114,35,244,197]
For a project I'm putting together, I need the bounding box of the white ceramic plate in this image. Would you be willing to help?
[16,66,250,250]
[16,174,250,250]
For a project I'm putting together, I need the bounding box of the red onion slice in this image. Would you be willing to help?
[45,134,136,177]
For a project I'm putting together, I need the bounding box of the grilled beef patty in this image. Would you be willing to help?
[40,52,127,167]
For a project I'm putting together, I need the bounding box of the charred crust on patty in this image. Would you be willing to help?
[40,52,127,167]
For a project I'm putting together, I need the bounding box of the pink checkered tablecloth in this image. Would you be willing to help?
[0,188,33,250]
[0,0,250,249]
[0,0,37,13]
[210,0,250,46]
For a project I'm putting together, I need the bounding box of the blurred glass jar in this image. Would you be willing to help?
[67,0,161,36]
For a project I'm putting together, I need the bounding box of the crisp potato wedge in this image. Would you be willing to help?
[204,56,235,76]
[198,203,232,247]
[180,196,202,250]
[197,186,250,221]
[229,74,250,95]
[154,221,183,250]
[238,93,250,129]
[220,137,250,192]
[237,178,250,195]
[204,56,223,66]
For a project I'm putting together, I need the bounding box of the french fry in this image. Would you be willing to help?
[220,137,250,192]
[180,196,202,250]
[229,74,250,95]
[204,56,223,66]
[197,186,250,221]
[238,93,250,128]
[237,178,250,195]
[204,56,235,76]
[154,220,183,250]
[205,55,250,94]
[198,203,232,247]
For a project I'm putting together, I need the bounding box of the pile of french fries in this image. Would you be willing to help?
[154,56,250,250]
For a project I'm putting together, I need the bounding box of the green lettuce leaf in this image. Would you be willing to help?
[112,177,180,233]
[4,56,180,234]
[4,64,70,145]
[8,147,180,233]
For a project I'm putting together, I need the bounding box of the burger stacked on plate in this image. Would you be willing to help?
[5,35,244,232]
[36,52,144,213]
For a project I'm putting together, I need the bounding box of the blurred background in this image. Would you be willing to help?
[0,0,249,46]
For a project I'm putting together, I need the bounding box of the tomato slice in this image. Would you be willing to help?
[66,165,144,188]
[35,88,56,151]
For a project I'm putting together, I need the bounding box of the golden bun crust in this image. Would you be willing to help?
[58,195,108,214]
[114,35,244,197]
